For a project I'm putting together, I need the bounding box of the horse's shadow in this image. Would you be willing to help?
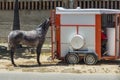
[18,61,69,68]
[18,64,41,67]
[0,45,9,59]
[0,45,35,60]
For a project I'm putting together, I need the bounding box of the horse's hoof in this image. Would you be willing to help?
[13,64,17,67]
[38,63,41,66]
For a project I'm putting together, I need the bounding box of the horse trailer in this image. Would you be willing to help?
[51,7,120,65]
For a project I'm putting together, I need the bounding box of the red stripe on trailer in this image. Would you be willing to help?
[95,14,101,60]
[56,14,61,59]
[60,25,95,35]
[56,14,60,26]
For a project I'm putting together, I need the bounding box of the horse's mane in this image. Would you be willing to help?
[37,19,48,28]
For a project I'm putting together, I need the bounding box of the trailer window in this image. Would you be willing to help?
[101,14,115,28]
[117,17,120,26]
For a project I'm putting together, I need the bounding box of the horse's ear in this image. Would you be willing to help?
[48,17,51,26]
[45,18,49,22]
[49,17,51,20]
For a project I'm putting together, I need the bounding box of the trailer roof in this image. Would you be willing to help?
[56,7,120,14]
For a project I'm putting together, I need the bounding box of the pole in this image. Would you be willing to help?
[13,0,22,48]
[13,0,20,30]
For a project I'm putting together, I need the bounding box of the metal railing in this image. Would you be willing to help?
[76,0,120,9]
[0,0,120,10]
[0,0,64,10]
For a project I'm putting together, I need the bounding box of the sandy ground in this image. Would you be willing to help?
[0,53,120,74]
[0,43,120,74]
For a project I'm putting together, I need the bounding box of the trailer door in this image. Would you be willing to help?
[116,14,120,57]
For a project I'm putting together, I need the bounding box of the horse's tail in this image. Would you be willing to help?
[8,43,11,50]
[8,32,13,50]
[8,35,11,50]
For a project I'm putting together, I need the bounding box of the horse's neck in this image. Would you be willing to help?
[36,28,46,37]
[36,19,49,37]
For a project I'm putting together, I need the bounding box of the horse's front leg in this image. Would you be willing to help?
[36,45,42,66]
[10,47,17,67]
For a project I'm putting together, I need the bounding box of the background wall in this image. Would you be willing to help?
[0,0,120,43]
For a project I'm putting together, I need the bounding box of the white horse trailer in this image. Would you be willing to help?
[51,7,120,65]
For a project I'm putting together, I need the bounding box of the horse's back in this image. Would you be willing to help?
[21,30,40,46]
[8,30,23,40]
[8,30,41,47]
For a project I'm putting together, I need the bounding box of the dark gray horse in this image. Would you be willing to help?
[8,18,51,66]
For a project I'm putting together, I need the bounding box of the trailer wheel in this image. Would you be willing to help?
[65,53,79,64]
[84,54,98,65]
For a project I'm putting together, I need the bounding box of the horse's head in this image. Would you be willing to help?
[41,18,50,31]
[36,18,51,35]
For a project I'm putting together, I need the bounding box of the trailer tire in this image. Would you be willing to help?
[84,54,98,65]
[65,53,79,64]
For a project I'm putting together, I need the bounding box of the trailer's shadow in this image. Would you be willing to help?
[78,59,120,66]
[98,60,120,65]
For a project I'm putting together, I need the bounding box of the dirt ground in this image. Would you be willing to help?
[0,43,120,74]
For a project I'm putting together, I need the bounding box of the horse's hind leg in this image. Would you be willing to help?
[36,45,42,66]
[10,48,17,67]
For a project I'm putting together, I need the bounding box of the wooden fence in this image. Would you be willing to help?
[0,0,120,10]
[76,0,120,9]
[0,0,64,10]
